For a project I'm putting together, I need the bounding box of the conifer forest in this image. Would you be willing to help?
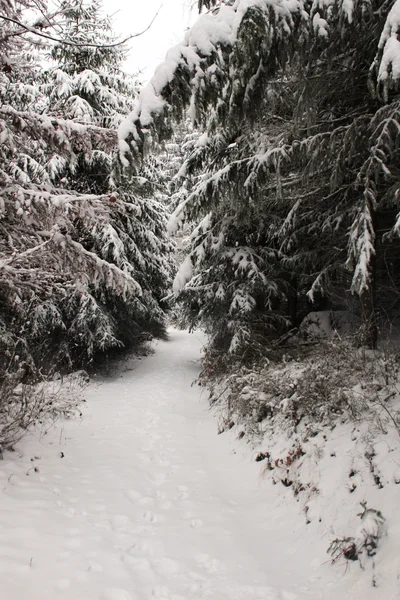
[2,0,400,595]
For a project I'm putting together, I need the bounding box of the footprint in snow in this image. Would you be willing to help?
[184,582,205,595]
[55,579,71,591]
[190,518,204,529]
[127,556,155,578]
[204,558,220,573]
[189,571,207,582]
[64,537,81,550]
[196,553,220,573]
[94,520,112,531]
[225,584,279,598]
[137,496,155,507]
[141,510,162,523]
[88,560,104,572]
[181,511,193,520]
[111,514,131,531]
[75,571,90,583]
[153,473,166,484]
[152,557,181,577]
[126,539,156,556]
[142,444,154,453]
[151,585,170,599]
[176,485,189,500]
[137,453,152,465]
[92,503,107,512]
[103,589,136,600]
[125,489,142,503]
[151,586,185,600]
[279,592,298,599]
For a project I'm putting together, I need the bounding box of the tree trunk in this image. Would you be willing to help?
[360,280,377,349]
[287,277,297,327]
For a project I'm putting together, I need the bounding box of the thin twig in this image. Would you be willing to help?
[0,5,163,48]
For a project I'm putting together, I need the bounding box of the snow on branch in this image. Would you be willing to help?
[0,225,143,301]
[0,105,117,151]
[118,0,400,174]
[118,0,309,168]
[372,0,400,99]
[347,199,376,295]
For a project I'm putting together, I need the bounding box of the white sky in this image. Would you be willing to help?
[103,0,196,82]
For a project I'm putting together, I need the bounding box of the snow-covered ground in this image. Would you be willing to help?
[0,330,396,599]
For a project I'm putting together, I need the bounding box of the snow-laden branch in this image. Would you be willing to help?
[118,0,308,167]
[119,0,400,172]
[0,237,52,269]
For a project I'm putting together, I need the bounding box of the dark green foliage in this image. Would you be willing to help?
[120,0,400,353]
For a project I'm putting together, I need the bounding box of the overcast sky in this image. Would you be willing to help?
[103,0,196,82]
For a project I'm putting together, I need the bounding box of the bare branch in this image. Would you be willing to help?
[0,5,163,49]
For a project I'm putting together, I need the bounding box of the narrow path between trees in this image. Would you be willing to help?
[1,330,354,600]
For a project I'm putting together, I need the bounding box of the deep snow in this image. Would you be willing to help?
[0,330,396,599]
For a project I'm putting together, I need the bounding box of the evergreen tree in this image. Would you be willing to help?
[47,0,137,127]
[120,0,400,352]
[0,0,172,381]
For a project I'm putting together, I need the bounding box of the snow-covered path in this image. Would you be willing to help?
[1,330,355,600]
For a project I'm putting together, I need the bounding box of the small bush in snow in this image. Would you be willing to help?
[356,502,386,562]
[0,373,85,451]
[328,502,385,566]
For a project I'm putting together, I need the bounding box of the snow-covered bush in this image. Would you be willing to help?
[203,337,400,442]
[0,371,86,450]
[328,502,386,566]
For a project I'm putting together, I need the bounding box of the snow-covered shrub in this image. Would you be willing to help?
[204,337,400,442]
[0,371,85,450]
[328,502,386,566]
[356,502,386,563]
[298,311,361,341]
[328,537,358,563]
[205,343,351,439]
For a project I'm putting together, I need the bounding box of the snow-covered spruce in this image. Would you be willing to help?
[120,0,400,353]
[0,0,173,390]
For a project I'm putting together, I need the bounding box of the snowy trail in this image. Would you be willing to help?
[1,330,352,600]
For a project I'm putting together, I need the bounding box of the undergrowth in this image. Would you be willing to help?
[0,372,87,451]
[199,333,399,568]
[200,337,400,442]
